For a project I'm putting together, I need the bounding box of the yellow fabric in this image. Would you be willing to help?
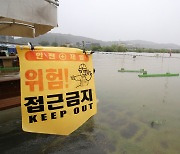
[17,46,97,135]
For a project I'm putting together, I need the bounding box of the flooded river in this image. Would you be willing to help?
[1,52,180,154]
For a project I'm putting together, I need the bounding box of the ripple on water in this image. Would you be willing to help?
[135,129,148,142]
[120,123,139,139]
[160,141,169,149]
[109,118,128,130]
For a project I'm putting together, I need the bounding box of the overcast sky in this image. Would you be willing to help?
[51,0,180,45]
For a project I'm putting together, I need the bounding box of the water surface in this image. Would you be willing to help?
[1,52,180,154]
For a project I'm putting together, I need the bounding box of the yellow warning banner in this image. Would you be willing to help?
[17,46,97,135]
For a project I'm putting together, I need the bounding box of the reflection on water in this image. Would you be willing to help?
[1,52,180,153]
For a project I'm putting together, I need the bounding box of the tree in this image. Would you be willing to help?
[102,45,127,52]
[51,42,58,47]
[39,41,49,46]
[91,45,102,51]
[117,45,127,52]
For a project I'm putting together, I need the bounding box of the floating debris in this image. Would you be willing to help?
[151,120,166,128]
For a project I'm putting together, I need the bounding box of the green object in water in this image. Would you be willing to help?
[0,67,19,71]
[118,68,145,73]
[138,72,179,77]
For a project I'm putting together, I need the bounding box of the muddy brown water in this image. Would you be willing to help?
[1,52,180,154]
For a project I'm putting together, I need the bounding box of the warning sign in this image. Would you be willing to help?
[17,46,97,135]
